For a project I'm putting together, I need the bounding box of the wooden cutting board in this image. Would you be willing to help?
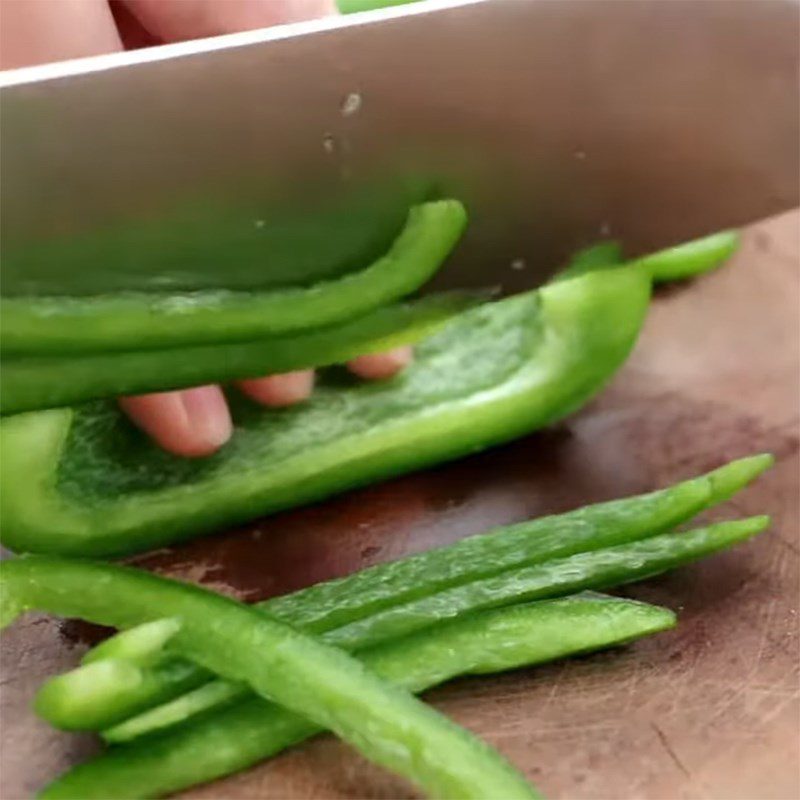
[2,212,798,800]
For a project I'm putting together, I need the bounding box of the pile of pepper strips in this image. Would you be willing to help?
[1,452,772,797]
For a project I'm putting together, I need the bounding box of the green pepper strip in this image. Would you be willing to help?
[0,292,477,415]
[635,231,741,283]
[35,453,770,733]
[99,513,769,742]
[1,556,538,800]
[39,595,674,800]
[262,454,767,633]
[325,516,768,648]
[48,619,204,731]
[0,200,467,355]
[38,655,210,735]
[0,256,652,558]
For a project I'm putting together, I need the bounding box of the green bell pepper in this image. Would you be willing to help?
[1,555,540,800]
[39,595,675,800]
[0,254,651,558]
[0,226,740,558]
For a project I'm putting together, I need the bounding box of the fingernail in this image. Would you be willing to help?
[238,370,315,407]
[179,386,232,450]
[347,346,414,380]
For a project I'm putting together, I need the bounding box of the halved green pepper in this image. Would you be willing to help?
[0,229,740,557]
[0,256,651,557]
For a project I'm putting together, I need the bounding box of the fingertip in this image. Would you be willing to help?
[119,386,232,458]
[122,0,336,42]
[237,370,315,407]
[347,346,413,381]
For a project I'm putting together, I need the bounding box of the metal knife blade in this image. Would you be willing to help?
[1,0,797,299]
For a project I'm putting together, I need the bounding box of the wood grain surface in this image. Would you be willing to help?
[1,212,798,800]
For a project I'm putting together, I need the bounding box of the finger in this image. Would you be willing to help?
[0,0,122,70]
[237,370,315,407]
[119,386,232,458]
[347,346,413,381]
[119,0,336,42]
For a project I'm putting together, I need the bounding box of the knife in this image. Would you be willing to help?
[1,0,797,299]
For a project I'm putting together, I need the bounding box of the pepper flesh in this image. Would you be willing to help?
[38,595,674,800]
[35,454,772,733]
[0,256,651,558]
[0,201,467,355]
[1,556,539,800]
[0,227,743,556]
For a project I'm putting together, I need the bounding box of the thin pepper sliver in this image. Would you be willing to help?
[0,555,540,800]
[0,254,652,558]
[35,453,772,733]
[0,200,467,355]
[38,595,675,800]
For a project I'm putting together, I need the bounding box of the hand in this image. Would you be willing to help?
[1,0,413,458]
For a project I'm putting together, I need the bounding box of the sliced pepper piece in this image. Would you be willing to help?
[0,257,651,558]
[39,595,674,800]
[0,292,477,414]
[1,556,539,800]
[0,200,467,355]
[35,454,772,733]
